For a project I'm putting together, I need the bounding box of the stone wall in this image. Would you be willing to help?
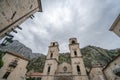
[103,56,120,80]
[0,0,42,38]
[0,52,28,80]
[89,67,105,80]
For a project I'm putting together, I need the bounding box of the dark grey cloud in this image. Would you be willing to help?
[12,0,120,54]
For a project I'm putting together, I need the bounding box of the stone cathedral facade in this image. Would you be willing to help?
[42,38,105,80]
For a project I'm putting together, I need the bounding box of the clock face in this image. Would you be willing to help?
[63,66,67,72]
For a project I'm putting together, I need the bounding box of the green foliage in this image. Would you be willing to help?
[27,46,120,72]
[59,53,71,64]
[81,46,120,69]
[27,55,46,72]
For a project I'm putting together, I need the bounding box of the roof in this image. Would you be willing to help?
[5,51,29,61]
[103,54,120,71]
[69,37,77,40]
[110,14,120,31]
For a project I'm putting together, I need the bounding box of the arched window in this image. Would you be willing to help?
[50,53,53,58]
[77,65,81,74]
[47,66,51,74]
[53,43,55,46]
[74,51,77,56]
[72,40,75,44]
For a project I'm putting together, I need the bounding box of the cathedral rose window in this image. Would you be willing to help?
[63,66,67,72]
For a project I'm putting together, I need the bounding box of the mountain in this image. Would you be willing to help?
[0,40,42,59]
[27,54,46,72]
[27,45,120,72]
[81,45,120,69]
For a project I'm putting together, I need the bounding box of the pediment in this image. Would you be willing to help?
[56,62,72,73]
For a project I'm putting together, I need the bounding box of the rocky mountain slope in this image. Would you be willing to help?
[27,45,120,72]
[0,40,42,59]
[81,45,120,69]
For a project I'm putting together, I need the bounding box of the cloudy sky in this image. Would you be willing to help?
[12,0,120,54]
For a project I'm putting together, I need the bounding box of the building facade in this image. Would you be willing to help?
[109,14,120,37]
[103,55,120,80]
[0,0,42,39]
[89,65,105,80]
[0,51,29,80]
[42,38,89,80]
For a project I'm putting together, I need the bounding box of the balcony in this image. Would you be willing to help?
[9,60,18,68]
[113,67,120,76]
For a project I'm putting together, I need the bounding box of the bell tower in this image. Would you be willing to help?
[42,42,59,80]
[69,38,88,80]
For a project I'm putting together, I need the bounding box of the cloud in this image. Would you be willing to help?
[12,0,120,54]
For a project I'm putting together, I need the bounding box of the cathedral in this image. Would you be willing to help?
[42,38,104,80]
[40,15,120,80]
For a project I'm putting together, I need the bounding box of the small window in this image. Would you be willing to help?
[74,51,77,56]
[72,40,75,44]
[47,66,50,74]
[50,53,53,58]
[3,72,11,79]
[77,65,81,74]
[53,43,55,46]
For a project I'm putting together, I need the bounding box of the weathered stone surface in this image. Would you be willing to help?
[0,0,42,38]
